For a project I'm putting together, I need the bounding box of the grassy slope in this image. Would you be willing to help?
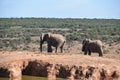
[0,18,120,51]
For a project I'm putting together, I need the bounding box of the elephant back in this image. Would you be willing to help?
[93,40,102,47]
[51,34,66,42]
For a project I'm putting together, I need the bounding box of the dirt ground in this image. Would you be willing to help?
[0,43,120,80]
[0,50,120,66]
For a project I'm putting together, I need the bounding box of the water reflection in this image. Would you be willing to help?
[0,75,65,80]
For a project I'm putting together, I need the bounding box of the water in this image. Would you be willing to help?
[0,75,64,80]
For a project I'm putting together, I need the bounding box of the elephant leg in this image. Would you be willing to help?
[88,49,91,56]
[99,48,103,57]
[84,51,87,55]
[60,46,63,53]
[48,45,52,52]
[99,52,103,57]
[60,42,65,53]
[55,47,58,53]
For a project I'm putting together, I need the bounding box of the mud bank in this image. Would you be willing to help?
[0,59,119,80]
[0,51,120,80]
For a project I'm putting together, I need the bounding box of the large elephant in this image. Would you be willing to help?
[40,33,66,53]
[82,39,103,57]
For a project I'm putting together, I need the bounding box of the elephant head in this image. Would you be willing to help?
[40,33,51,52]
[82,39,90,52]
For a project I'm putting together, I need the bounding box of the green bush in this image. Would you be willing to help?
[0,18,120,50]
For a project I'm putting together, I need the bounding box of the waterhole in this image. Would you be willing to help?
[0,75,64,80]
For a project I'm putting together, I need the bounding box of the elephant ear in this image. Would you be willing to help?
[47,32,51,38]
[86,39,90,43]
[41,33,44,40]
[82,38,88,45]
[83,38,90,46]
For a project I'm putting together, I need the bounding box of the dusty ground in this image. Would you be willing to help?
[0,51,120,67]
[0,43,120,80]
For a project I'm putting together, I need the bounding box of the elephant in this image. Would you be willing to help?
[82,39,103,57]
[40,33,66,53]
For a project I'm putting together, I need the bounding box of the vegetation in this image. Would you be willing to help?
[0,18,120,51]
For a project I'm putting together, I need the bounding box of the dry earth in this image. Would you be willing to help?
[0,43,120,80]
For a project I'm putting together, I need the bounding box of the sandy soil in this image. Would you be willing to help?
[0,42,120,67]
[0,50,120,68]
[0,43,120,80]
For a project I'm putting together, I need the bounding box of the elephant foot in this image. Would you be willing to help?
[48,49,52,53]
[48,50,52,53]
[88,53,91,56]
[84,53,87,55]
[48,47,52,53]
[99,54,103,57]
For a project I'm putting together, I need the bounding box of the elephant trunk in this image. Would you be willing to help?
[40,41,42,52]
[40,37,43,52]
[82,44,85,52]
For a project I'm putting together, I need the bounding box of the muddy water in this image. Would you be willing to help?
[0,75,64,80]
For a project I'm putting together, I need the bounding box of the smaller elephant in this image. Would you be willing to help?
[40,33,66,53]
[82,39,103,57]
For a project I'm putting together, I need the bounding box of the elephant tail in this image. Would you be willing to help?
[102,43,106,48]
[61,40,66,48]
[63,40,66,46]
